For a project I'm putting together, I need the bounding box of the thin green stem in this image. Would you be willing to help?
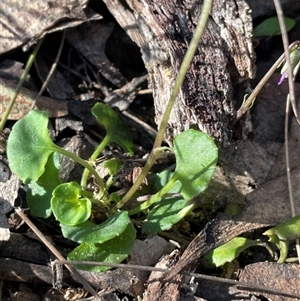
[177,202,196,220]
[81,135,111,189]
[284,96,295,215]
[153,0,213,149]
[128,176,178,215]
[112,147,165,213]
[111,0,213,213]
[0,39,43,132]
[55,147,106,199]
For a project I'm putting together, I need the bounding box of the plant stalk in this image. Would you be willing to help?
[81,135,111,190]
[0,39,43,132]
[56,147,106,199]
[111,0,213,212]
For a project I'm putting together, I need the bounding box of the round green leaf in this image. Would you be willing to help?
[27,152,61,218]
[51,182,91,226]
[7,110,57,183]
[173,129,218,200]
[67,222,136,272]
[92,103,133,154]
[61,210,131,243]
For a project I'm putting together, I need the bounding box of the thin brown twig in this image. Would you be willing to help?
[284,95,300,263]
[273,0,300,263]
[235,40,300,122]
[43,53,88,82]
[15,208,102,301]
[273,0,299,123]
[30,31,66,110]
[53,259,300,299]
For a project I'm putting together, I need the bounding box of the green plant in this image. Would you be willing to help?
[5,0,217,273]
[203,237,271,268]
[253,16,295,38]
[6,0,297,276]
[202,215,300,268]
[264,214,300,263]
[7,104,218,271]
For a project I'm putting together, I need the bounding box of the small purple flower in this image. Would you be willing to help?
[278,45,300,86]
[278,71,288,85]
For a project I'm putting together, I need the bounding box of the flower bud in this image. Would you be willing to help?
[278,44,300,85]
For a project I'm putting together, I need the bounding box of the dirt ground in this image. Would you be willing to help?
[0,1,300,300]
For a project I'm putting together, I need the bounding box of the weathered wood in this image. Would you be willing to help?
[143,250,182,301]
[103,0,255,144]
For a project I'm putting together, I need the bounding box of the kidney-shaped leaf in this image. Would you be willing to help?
[7,110,57,183]
[67,222,136,272]
[61,210,131,243]
[51,182,91,226]
[27,152,61,218]
[92,103,133,154]
[173,129,218,200]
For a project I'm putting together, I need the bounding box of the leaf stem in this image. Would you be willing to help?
[55,147,106,199]
[177,202,196,220]
[111,0,213,213]
[81,135,111,190]
[128,176,178,215]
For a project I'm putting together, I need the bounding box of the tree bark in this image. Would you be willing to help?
[102,0,255,145]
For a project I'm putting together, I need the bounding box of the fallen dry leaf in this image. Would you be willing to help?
[0,60,37,91]
[66,22,127,88]
[0,78,68,120]
[0,0,101,54]
[202,139,282,207]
